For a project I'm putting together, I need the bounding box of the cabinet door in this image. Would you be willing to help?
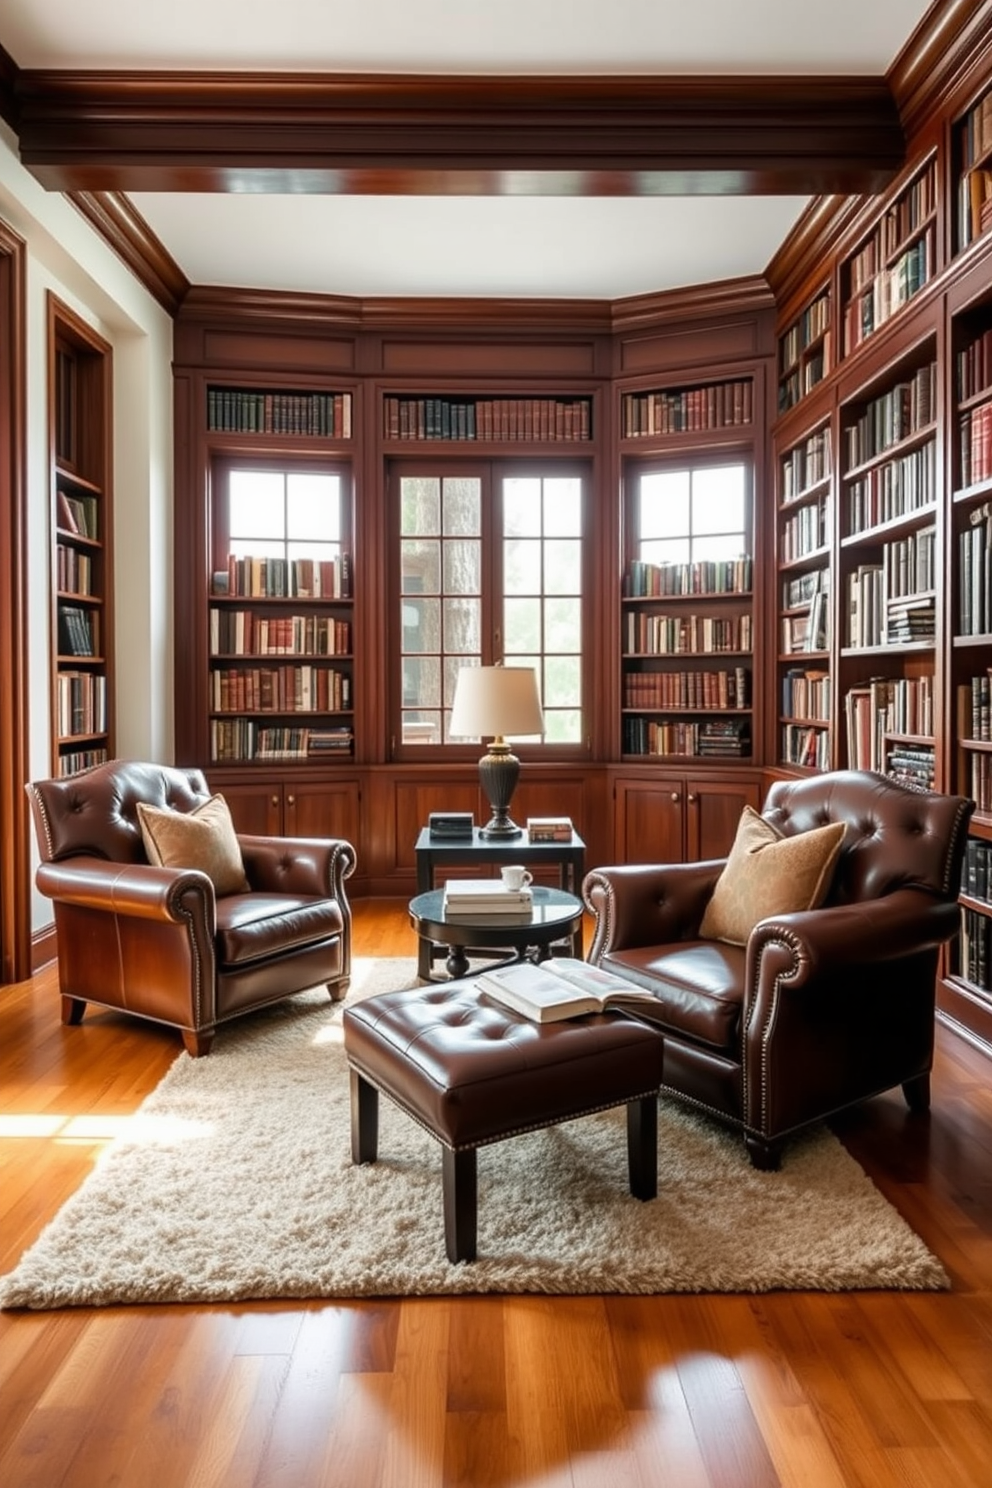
[216,780,282,836]
[285,779,361,848]
[685,777,758,862]
[613,778,685,864]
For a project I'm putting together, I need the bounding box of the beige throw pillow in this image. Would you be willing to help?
[699,806,845,946]
[136,794,250,895]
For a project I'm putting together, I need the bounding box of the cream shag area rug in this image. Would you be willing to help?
[0,957,948,1309]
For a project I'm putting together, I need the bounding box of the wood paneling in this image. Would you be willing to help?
[380,339,599,376]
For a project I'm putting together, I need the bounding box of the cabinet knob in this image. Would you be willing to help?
[687,793,697,803]
[271,795,279,807]
[671,792,680,802]
[287,794,295,806]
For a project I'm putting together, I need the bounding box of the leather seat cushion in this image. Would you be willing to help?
[600,942,746,1053]
[215,893,344,966]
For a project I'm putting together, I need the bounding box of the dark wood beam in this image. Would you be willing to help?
[13,71,905,197]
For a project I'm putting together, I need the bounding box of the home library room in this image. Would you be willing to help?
[47,295,114,780]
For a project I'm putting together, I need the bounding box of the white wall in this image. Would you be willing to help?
[0,123,175,930]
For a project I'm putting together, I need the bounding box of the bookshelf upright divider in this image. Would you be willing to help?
[47,295,114,778]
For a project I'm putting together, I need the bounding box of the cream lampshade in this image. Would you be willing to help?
[448,666,545,839]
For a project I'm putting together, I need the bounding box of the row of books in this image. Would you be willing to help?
[57,490,99,540]
[843,362,938,469]
[622,717,750,758]
[781,584,829,654]
[209,610,351,657]
[962,837,992,904]
[958,907,991,993]
[957,166,992,251]
[781,668,831,721]
[209,722,353,762]
[955,326,992,402]
[207,388,352,438]
[621,380,753,438]
[56,544,93,596]
[56,672,107,739]
[779,293,830,374]
[56,746,109,779]
[845,231,935,354]
[624,557,753,598]
[959,400,992,488]
[778,344,829,413]
[959,672,992,742]
[623,667,749,711]
[215,554,352,600]
[881,163,937,256]
[623,612,751,657]
[964,750,992,815]
[780,427,831,501]
[959,503,992,635]
[782,569,829,610]
[781,498,829,562]
[384,396,591,443]
[844,676,935,772]
[209,666,351,714]
[845,441,936,534]
[781,723,830,770]
[57,604,97,658]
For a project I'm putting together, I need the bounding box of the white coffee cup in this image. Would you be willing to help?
[501,865,533,891]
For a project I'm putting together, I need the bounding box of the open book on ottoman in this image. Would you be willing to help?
[476,957,658,1023]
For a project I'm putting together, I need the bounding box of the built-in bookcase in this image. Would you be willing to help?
[841,155,938,355]
[620,378,753,440]
[48,296,113,778]
[382,393,591,442]
[954,80,992,254]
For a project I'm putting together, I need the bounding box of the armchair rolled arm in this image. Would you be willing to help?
[35,856,215,928]
[238,835,357,900]
[747,887,961,987]
[583,859,725,961]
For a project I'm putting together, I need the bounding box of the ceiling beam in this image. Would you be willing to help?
[12,71,905,197]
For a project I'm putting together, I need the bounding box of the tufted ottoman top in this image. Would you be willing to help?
[343,978,665,1151]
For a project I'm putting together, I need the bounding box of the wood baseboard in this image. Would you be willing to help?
[937,978,992,1059]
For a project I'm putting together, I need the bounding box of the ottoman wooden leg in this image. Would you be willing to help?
[350,1069,379,1164]
[626,1095,657,1200]
[442,1145,477,1263]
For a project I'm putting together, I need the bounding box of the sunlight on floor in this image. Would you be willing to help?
[0,1112,211,1143]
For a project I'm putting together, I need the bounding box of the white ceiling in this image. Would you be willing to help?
[2,1,935,300]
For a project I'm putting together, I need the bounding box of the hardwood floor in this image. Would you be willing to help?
[1,898,991,1487]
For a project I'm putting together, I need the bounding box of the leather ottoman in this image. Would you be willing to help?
[342,979,665,1262]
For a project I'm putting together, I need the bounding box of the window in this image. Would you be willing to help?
[217,464,347,570]
[393,462,588,752]
[633,460,751,565]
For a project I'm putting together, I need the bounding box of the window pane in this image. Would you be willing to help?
[402,596,438,654]
[229,536,284,559]
[504,596,541,653]
[401,477,440,536]
[693,465,745,535]
[287,539,340,565]
[287,473,340,542]
[641,536,690,565]
[543,478,582,536]
[543,538,581,594]
[544,653,581,707]
[403,711,441,745]
[230,470,285,539]
[639,471,689,539]
[442,596,480,654]
[403,654,440,707]
[442,539,481,595]
[442,477,481,536]
[693,533,748,563]
[503,538,542,595]
[503,478,541,537]
[402,539,440,595]
[544,596,581,651]
[544,709,581,743]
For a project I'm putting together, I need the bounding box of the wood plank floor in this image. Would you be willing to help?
[1,898,991,1487]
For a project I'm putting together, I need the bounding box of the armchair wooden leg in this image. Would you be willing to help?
[61,994,86,1026]
[745,1134,783,1171]
[327,978,350,1004]
[181,1028,215,1057]
[902,1073,931,1113]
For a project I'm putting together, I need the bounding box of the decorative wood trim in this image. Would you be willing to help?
[69,192,189,316]
[611,275,775,334]
[889,0,992,138]
[0,219,31,985]
[13,71,905,197]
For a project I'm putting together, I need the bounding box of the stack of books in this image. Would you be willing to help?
[526,816,573,843]
[442,879,534,918]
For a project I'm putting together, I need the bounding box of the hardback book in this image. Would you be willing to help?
[476,958,658,1023]
[526,816,573,842]
[442,879,534,915]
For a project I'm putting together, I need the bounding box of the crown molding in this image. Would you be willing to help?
[69,192,189,315]
[611,275,774,334]
[13,71,904,197]
[889,0,992,136]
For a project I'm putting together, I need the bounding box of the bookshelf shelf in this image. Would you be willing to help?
[777,288,832,414]
[841,156,938,354]
[383,393,591,443]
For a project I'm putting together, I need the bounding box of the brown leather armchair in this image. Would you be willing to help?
[26,759,356,1056]
[583,770,974,1169]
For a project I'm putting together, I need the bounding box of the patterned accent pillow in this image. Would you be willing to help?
[136,793,250,896]
[699,806,846,947]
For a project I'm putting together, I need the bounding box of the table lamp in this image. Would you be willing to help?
[449,665,545,838]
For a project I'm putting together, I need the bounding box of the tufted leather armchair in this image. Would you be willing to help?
[583,770,974,1169]
[26,759,356,1056]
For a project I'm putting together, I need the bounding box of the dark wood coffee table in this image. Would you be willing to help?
[409,886,584,981]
